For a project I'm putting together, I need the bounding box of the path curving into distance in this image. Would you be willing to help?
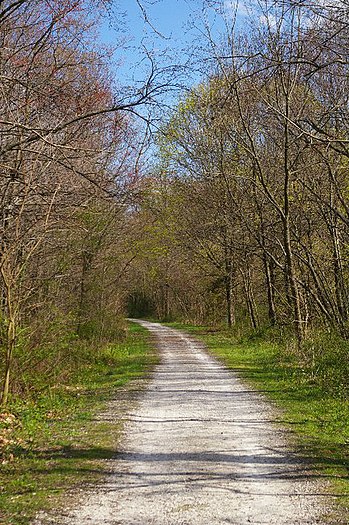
[34,320,330,524]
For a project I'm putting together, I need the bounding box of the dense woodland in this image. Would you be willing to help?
[133,2,349,339]
[1,0,349,405]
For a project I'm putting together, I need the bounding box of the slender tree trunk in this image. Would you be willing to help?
[99,266,106,341]
[225,274,235,328]
[284,218,304,345]
[77,250,92,336]
[225,249,235,328]
[0,270,16,407]
[331,219,348,328]
[263,253,277,326]
[283,95,304,346]
[1,317,16,406]
[241,267,259,329]
[164,283,170,320]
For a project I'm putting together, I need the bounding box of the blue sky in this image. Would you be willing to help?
[98,0,237,87]
[96,1,288,92]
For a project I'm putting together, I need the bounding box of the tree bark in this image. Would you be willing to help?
[241,266,259,330]
[225,246,235,328]
[263,253,277,326]
[0,270,16,407]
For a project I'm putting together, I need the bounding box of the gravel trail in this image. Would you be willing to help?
[34,320,329,524]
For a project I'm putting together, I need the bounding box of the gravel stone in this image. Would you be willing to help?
[33,321,330,524]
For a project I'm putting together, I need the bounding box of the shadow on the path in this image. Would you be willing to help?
[14,442,348,493]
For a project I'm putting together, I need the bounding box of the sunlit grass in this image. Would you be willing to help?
[0,322,157,525]
[167,322,349,522]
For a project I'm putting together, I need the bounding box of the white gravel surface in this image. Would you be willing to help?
[33,320,330,524]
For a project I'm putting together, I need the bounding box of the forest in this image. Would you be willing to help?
[0,0,349,433]
[1,1,349,522]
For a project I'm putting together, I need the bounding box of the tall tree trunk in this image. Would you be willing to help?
[241,266,259,329]
[225,276,235,328]
[225,248,235,328]
[330,217,348,329]
[0,269,16,407]
[263,253,277,326]
[283,96,304,346]
[77,250,92,336]
[1,317,16,406]
[284,217,304,345]
[164,283,170,320]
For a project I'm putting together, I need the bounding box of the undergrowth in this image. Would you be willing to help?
[0,322,156,525]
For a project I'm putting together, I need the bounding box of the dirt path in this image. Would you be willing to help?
[34,321,329,524]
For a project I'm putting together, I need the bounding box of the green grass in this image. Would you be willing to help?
[0,322,157,525]
[166,322,349,522]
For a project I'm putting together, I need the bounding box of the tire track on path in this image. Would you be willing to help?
[34,320,330,524]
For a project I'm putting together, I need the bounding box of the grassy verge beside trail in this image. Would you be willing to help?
[167,322,349,522]
[0,322,156,525]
